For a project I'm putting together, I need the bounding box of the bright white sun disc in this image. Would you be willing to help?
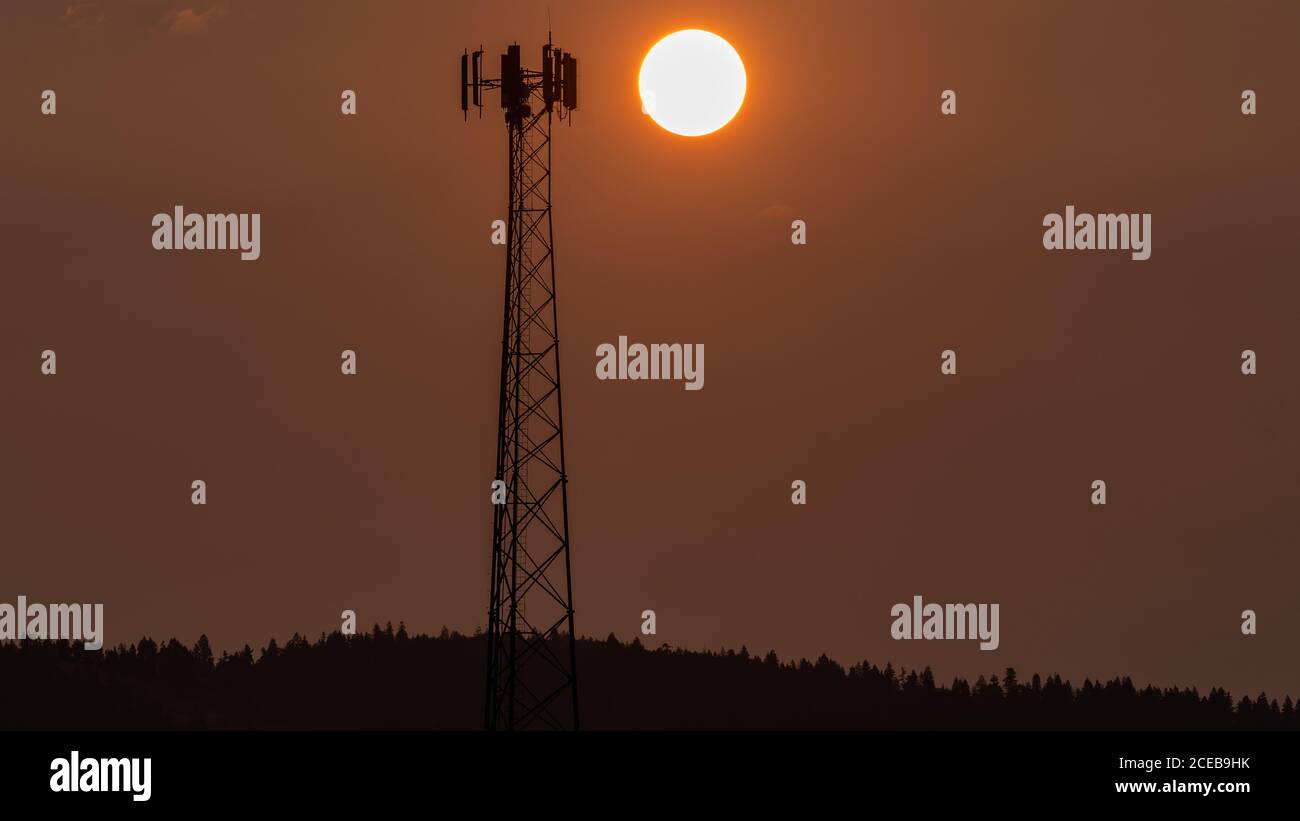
[639,30,746,137]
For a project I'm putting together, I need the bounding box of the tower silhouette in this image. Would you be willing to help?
[462,40,580,730]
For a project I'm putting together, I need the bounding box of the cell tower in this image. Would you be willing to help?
[461,39,580,730]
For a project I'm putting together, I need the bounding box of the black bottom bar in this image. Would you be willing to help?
[2,729,1290,808]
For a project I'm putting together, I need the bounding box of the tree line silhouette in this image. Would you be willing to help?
[1,625,1294,730]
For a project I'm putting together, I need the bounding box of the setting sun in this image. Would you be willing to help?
[639,29,747,137]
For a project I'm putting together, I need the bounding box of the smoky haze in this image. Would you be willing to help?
[0,0,1297,700]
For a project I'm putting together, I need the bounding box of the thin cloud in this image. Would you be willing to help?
[60,0,229,36]
[160,3,229,35]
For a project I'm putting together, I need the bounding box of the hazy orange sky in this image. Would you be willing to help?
[1,0,1298,700]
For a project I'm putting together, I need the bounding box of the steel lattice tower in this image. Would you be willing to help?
[462,41,580,730]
